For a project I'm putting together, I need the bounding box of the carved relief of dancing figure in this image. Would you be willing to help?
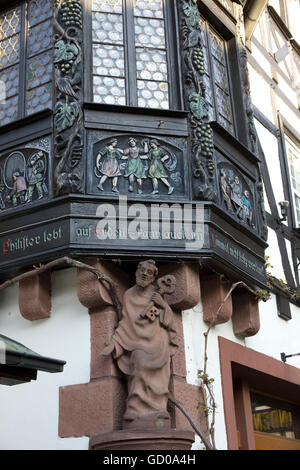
[96,138,123,193]
[122,137,148,195]
[148,140,174,195]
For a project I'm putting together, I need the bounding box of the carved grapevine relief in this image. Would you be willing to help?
[180,0,216,202]
[53,0,84,195]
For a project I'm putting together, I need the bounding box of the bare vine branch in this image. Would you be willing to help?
[168,394,213,451]
[199,279,253,450]
[0,256,123,321]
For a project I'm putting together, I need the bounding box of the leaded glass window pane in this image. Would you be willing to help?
[0,6,21,125]
[91,0,170,109]
[93,75,126,105]
[0,1,53,125]
[199,18,235,135]
[134,0,164,19]
[26,1,53,116]
[134,17,166,49]
[0,7,21,40]
[93,44,125,77]
[92,12,123,44]
[92,0,125,105]
[134,0,169,109]
[93,0,123,14]
[28,0,53,27]
[0,95,19,126]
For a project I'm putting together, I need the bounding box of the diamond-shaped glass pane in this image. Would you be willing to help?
[0,7,21,40]
[0,35,20,69]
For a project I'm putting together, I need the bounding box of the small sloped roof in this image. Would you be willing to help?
[0,334,66,373]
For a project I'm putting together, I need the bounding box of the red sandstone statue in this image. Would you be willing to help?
[102,260,178,429]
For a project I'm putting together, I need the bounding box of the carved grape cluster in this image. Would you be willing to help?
[197,122,214,157]
[193,47,205,75]
[60,0,82,28]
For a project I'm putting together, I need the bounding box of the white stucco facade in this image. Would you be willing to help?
[0,269,90,450]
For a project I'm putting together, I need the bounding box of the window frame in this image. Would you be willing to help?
[84,0,182,110]
[198,16,237,137]
[0,0,54,126]
[284,131,300,228]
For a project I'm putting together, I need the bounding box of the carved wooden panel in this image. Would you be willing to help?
[0,137,51,211]
[87,131,188,198]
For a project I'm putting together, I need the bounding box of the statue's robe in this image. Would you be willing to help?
[110,285,177,422]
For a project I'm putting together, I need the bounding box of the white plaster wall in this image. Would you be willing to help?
[246,294,300,369]
[0,268,90,450]
[182,299,245,451]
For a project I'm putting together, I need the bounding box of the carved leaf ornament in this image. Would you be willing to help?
[182,1,201,27]
[54,40,79,63]
[189,92,210,120]
[54,100,80,132]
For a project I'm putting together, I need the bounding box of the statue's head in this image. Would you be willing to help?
[136,259,158,288]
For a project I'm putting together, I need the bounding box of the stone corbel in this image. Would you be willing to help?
[232,289,260,338]
[18,271,51,321]
[201,274,233,325]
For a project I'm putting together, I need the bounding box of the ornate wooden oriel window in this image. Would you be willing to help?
[90,0,179,109]
[0,0,53,126]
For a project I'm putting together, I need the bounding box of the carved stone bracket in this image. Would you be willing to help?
[53,0,84,195]
[201,274,233,325]
[200,273,261,338]
[232,289,260,338]
[19,271,51,321]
